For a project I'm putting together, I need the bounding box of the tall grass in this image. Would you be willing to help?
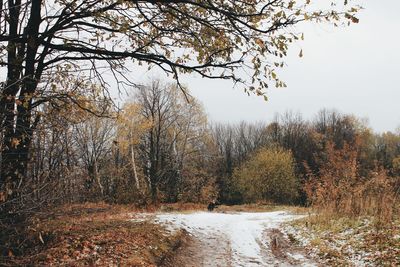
[305,142,399,225]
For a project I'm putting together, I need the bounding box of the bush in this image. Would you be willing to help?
[233,146,299,204]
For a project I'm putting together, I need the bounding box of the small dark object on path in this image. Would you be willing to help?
[207,201,219,211]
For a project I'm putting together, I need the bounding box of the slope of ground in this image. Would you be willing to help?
[0,203,185,266]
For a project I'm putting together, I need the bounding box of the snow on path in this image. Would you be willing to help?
[152,211,315,267]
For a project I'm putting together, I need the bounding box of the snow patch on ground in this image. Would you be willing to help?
[152,211,313,266]
[281,218,385,267]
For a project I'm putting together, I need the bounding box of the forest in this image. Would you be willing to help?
[4,80,398,216]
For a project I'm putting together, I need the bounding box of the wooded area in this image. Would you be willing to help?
[2,1,399,265]
[3,79,400,214]
[0,0,362,213]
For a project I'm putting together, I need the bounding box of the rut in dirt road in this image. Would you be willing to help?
[154,211,317,267]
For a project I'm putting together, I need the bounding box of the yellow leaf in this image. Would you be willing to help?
[255,38,264,47]
[39,233,45,244]
[11,138,20,148]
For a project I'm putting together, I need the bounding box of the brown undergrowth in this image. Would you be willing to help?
[294,141,400,265]
[305,142,399,226]
[0,203,185,266]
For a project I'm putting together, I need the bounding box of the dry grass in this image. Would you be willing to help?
[0,203,185,266]
[217,203,282,213]
[292,142,400,265]
[288,214,400,266]
[309,172,399,226]
[305,142,399,226]
[158,202,206,213]
[157,202,297,213]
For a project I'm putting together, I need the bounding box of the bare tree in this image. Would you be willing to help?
[74,117,115,197]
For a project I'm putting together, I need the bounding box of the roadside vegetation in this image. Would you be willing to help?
[281,136,399,265]
[283,136,400,266]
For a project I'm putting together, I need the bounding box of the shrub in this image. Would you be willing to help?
[233,146,299,204]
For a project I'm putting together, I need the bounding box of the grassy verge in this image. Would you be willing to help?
[283,214,400,266]
[157,202,299,213]
[0,203,185,266]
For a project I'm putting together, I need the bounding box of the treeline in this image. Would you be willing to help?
[4,81,400,214]
[212,111,399,201]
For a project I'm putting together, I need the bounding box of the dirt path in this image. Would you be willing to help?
[164,231,232,267]
[153,211,317,267]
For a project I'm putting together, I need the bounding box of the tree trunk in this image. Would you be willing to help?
[130,145,140,190]
[93,158,104,196]
[0,0,42,206]
[151,181,158,204]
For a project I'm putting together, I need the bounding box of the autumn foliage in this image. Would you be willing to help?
[233,147,299,204]
[304,141,399,224]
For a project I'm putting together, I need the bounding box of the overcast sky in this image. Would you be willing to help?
[177,0,399,133]
[2,1,397,133]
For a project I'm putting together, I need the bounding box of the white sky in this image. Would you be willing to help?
[180,0,399,133]
[2,1,398,133]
